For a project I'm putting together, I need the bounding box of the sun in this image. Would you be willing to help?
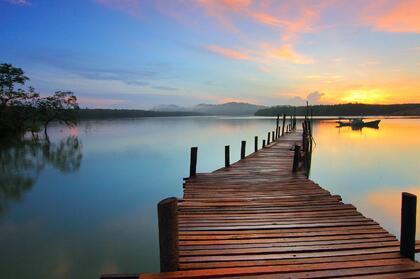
[341,89,389,104]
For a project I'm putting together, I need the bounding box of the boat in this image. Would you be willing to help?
[337,118,380,128]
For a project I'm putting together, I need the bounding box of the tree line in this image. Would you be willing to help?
[0,63,79,138]
[255,103,420,117]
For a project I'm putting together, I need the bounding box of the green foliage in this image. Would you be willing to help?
[0,63,79,138]
[37,91,79,133]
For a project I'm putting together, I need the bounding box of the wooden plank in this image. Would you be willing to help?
[105,130,416,279]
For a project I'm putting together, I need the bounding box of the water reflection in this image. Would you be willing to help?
[0,117,418,279]
[0,136,82,213]
[310,118,420,239]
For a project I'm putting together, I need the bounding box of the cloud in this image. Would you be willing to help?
[151,86,178,91]
[368,0,420,33]
[204,43,312,67]
[260,43,313,64]
[205,45,251,60]
[286,91,325,106]
[7,0,30,5]
[307,91,325,104]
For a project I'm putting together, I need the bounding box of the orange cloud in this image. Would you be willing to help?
[369,0,420,33]
[204,43,313,66]
[198,0,251,11]
[205,45,251,60]
[261,43,313,64]
[249,8,318,42]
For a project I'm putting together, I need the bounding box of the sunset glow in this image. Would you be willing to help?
[0,0,419,108]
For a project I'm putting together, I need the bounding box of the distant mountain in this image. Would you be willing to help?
[152,102,266,116]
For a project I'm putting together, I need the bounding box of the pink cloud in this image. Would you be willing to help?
[369,0,420,33]
[260,43,314,64]
[204,42,313,66]
[205,45,252,60]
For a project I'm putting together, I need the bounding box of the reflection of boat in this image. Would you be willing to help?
[337,119,380,128]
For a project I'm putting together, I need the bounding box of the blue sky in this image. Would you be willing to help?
[1,0,419,108]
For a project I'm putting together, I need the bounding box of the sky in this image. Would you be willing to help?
[0,0,419,109]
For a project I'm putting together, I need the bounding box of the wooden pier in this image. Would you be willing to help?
[102,117,419,279]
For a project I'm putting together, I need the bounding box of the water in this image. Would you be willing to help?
[0,117,419,278]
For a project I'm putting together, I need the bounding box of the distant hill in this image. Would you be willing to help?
[255,103,420,116]
[153,102,266,116]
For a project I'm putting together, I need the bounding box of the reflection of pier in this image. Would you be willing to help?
[102,116,420,279]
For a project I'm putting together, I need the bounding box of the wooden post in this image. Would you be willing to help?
[290,115,292,130]
[400,192,417,260]
[158,197,179,272]
[225,145,230,167]
[292,145,301,172]
[241,140,246,159]
[267,132,270,145]
[281,114,286,136]
[275,115,280,138]
[262,139,266,148]
[271,131,274,142]
[189,147,197,177]
[254,136,258,152]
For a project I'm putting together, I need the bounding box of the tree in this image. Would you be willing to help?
[0,63,79,138]
[0,63,39,136]
[36,91,79,136]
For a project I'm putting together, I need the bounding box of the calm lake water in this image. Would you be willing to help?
[1,117,419,279]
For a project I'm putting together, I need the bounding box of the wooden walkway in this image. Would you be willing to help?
[103,130,420,279]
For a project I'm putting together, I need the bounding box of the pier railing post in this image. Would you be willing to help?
[189,147,197,177]
[400,192,417,260]
[281,114,286,136]
[292,145,301,172]
[158,197,179,272]
[267,132,270,145]
[272,131,274,142]
[262,139,266,148]
[225,145,230,167]
[275,115,280,138]
[241,141,246,159]
[254,136,258,152]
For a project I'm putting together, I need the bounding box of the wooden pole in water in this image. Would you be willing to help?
[262,139,266,148]
[254,136,258,152]
[267,132,270,145]
[281,114,286,136]
[289,115,292,130]
[158,197,179,272]
[225,145,230,167]
[189,147,197,177]
[400,192,417,260]
[272,131,274,142]
[241,141,246,159]
[292,145,301,172]
[275,115,280,138]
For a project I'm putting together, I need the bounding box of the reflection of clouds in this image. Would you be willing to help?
[363,187,420,238]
